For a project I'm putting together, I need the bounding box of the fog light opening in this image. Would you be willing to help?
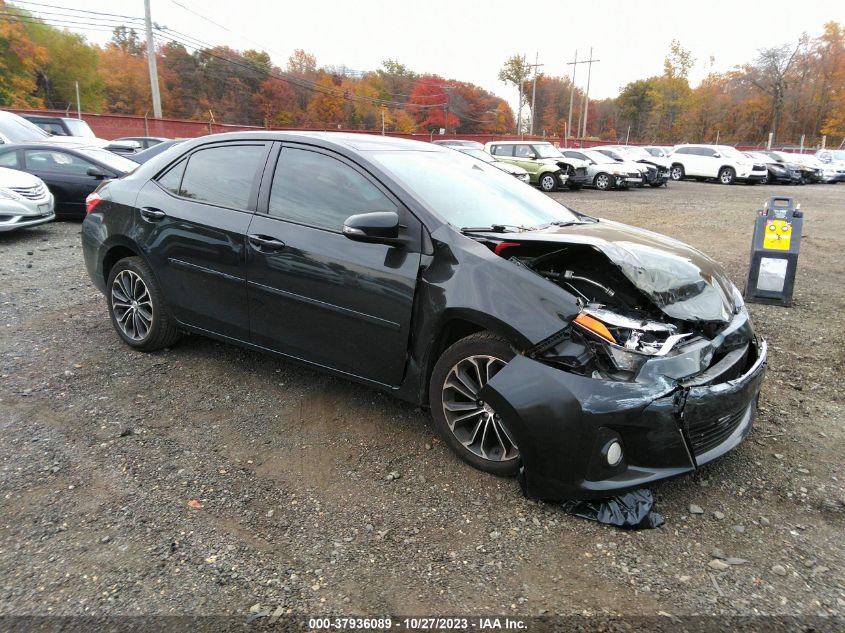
[606,441,623,467]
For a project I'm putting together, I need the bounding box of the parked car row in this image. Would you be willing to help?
[0,110,185,228]
[666,143,844,185]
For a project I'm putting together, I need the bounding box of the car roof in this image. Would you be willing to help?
[0,141,98,150]
[170,131,447,153]
[485,140,553,145]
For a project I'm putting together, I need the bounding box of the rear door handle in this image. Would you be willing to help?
[247,234,286,251]
[140,207,166,221]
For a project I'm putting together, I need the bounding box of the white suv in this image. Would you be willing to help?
[668,144,768,185]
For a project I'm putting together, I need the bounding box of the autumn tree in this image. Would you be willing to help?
[498,54,530,133]
[24,19,103,112]
[98,28,151,114]
[0,1,47,107]
[742,39,805,143]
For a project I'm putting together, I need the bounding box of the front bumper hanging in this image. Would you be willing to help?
[479,337,767,501]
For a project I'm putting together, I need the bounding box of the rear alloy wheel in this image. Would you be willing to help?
[429,332,519,476]
[594,172,612,190]
[670,164,685,181]
[107,257,180,351]
[538,172,558,192]
[718,166,736,185]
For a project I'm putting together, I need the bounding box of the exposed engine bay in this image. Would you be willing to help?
[488,240,752,384]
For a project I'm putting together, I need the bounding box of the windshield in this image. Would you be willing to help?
[828,150,845,161]
[77,148,138,173]
[719,147,746,159]
[0,115,51,142]
[65,119,96,138]
[533,144,563,159]
[582,150,616,164]
[622,146,651,158]
[370,150,580,229]
[458,148,496,163]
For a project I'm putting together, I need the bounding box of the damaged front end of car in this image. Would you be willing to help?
[468,221,767,500]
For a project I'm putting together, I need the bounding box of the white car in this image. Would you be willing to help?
[668,144,768,185]
[0,167,54,232]
[592,145,671,187]
[810,149,845,183]
[561,149,644,190]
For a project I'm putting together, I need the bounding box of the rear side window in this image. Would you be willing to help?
[268,147,396,232]
[178,144,266,209]
[0,151,20,168]
[157,159,186,195]
[491,145,513,157]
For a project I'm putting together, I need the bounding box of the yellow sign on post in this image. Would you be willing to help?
[763,219,792,251]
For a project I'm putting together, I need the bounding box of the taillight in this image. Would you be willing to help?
[85,192,103,214]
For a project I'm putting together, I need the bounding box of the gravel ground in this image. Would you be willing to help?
[0,181,843,626]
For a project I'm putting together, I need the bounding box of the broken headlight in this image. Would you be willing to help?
[573,307,691,374]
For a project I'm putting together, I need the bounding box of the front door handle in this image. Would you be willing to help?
[140,207,166,221]
[247,234,286,251]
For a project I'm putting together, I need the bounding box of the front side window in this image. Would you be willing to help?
[24,150,94,175]
[269,147,396,232]
[533,144,562,159]
[179,144,266,209]
[515,145,534,158]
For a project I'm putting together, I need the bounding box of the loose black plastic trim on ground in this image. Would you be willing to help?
[561,489,665,530]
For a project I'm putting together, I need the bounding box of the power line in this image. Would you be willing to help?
[10,0,145,21]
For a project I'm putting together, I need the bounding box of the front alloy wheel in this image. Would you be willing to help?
[594,173,612,190]
[538,172,558,192]
[442,355,516,463]
[670,164,685,181]
[429,332,519,475]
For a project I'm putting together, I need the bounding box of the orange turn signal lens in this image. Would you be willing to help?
[574,313,617,344]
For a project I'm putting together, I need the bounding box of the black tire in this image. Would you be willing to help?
[670,164,685,181]
[594,172,612,191]
[567,182,583,191]
[429,332,519,476]
[107,256,181,352]
[718,166,736,185]
[538,171,558,192]
[648,182,664,188]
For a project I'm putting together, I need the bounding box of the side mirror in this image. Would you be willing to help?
[87,167,108,179]
[342,211,401,246]
[713,152,721,158]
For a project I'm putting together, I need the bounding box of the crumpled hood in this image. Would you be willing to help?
[504,220,737,323]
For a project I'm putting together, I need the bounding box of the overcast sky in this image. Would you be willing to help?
[60,0,844,108]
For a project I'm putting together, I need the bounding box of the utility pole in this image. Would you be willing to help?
[528,52,543,136]
[144,0,162,119]
[75,81,81,119]
[516,54,526,138]
[566,50,578,145]
[443,84,454,135]
[580,47,599,138]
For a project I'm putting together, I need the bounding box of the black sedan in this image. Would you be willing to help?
[0,143,137,218]
[81,132,767,501]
